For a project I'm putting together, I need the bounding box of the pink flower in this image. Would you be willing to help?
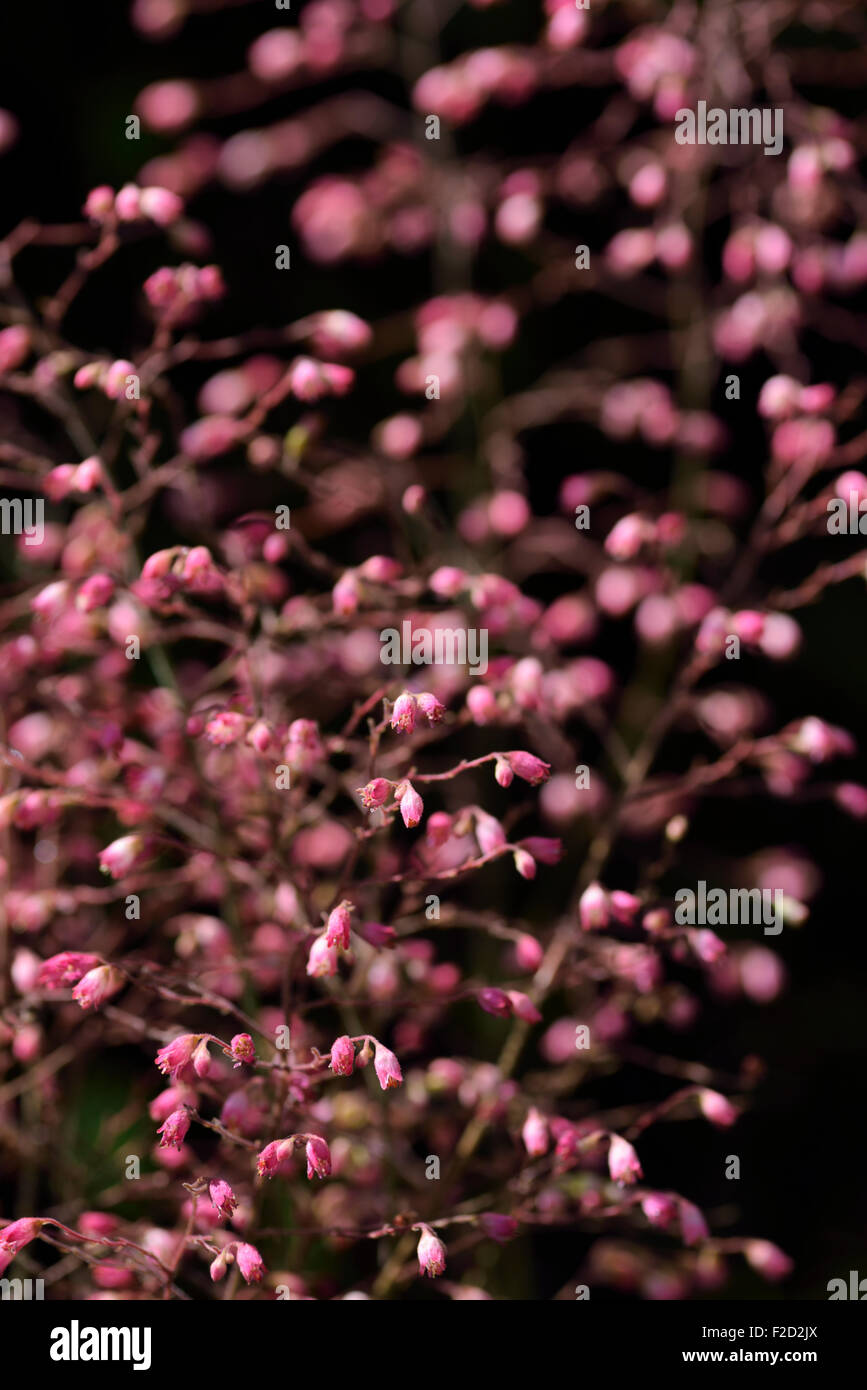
[0,1218,44,1257]
[679,1200,709,1246]
[155,1034,202,1080]
[479,1213,518,1243]
[98,834,152,879]
[608,1134,642,1185]
[307,933,339,978]
[305,1134,332,1180]
[507,990,542,1023]
[391,692,417,733]
[416,1226,447,1277]
[478,987,513,1017]
[330,1035,356,1076]
[697,1088,738,1128]
[71,965,125,1011]
[325,900,354,950]
[641,1193,678,1229]
[37,952,102,990]
[416,692,445,724]
[579,882,610,931]
[373,1041,403,1091]
[157,1107,191,1150]
[236,1242,267,1284]
[209,1181,237,1219]
[502,751,551,785]
[257,1139,293,1178]
[396,780,424,829]
[230,1034,255,1067]
[744,1240,793,1281]
[522,1107,549,1157]
[358,777,392,810]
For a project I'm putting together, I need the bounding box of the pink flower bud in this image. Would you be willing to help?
[744,1239,793,1282]
[356,921,397,948]
[522,1107,549,1158]
[396,781,424,829]
[37,951,102,990]
[608,1134,643,1185]
[305,1134,332,1180]
[359,778,391,810]
[373,1041,403,1090]
[416,1226,447,1277]
[155,1033,202,1080]
[641,1193,678,1229]
[579,882,610,931]
[230,1033,255,1067]
[0,325,31,372]
[114,185,142,221]
[330,1035,356,1076]
[494,757,514,787]
[515,934,544,972]
[157,1107,191,1150]
[697,1088,738,1127]
[503,751,551,785]
[98,834,151,878]
[467,685,497,725]
[513,848,537,879]
[478,987,513,1018]
[325,900,354,950]
[209,1180,237,1219]
[417,692,445,724]
[507,990,542,1023]
[236,1242,267,1284]
[307,933,339,978]
[72,964,125,1011]
[479,1212,518,1243]
[680,1199,709,1246]
[391,692,417,733]
[139,186,184,226]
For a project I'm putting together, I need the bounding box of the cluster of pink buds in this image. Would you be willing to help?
[84,182,184,225]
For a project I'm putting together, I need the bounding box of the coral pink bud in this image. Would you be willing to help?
[76,574,115,612]
[139,185,184,226]
[579,882,610,931]
[230,1034,255,1067]
[209,1180,237,1219]
[467,685,498,725]
[305,1134,332,1180]
[98,834,151,878]
[359,778,391,810]
[257,1139,293,1179]
[307,933,339,978]
[788,716,853,763]
[424,811,453,847]
[521,837,562,866]
[332,568,361,615]
[697,1088,738,1127]
[606,513,650,559]
[391,692,417,732]
[513,848,537,879]
[373,1041,403,1090]
[308,310,372,357]
[478,987,513,1018]
[0,324,31,372]
[83,185,116,221]
[330,1035,356,1076]
[402,484,426,514]
[609,890,641,924]
[72,964,124,1011]
[137,79,199,132]
[417,692,445,724]
[357,921,397,948]
[38,951,102,989]
[114,184,142,221]
[359,555,402,584]
[641,1193,678,1229]
[608,1134,642,1185]
[479,1213,518,1243]
[834,783,867,819]
[732,610,765,644]
[503,751,551,785]
[507,990,542,1023]
[0,1218,44,1258]
[475,809,507,856]
[247,719,272,753]
[376,413,422,460]
[104,359,136,400]
[417,1226,447,1278]
[429,566,467,598]
[744,1240,793,1281]
[205,711,247,747]
[325,900,354,950]
[236,1242,267,1284]
[157,1108,191,1149]
[494,756,514,787]
[515,934,544,972]
[396,781,424,829]
[155,1034,202,1080]
[210,1249,230,1282]
[522,1106,549,1157]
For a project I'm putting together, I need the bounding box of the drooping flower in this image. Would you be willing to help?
[608,1134,643,1185]
[208,1180,237,1219]
[157,1108,191,1150]
[416,1226,447,1277]
[330,1035,356,1076]
[305,1134,332,1180]
[71,964,124,1011]
[236,1242,267,1284]
[373,1041,403,1091]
